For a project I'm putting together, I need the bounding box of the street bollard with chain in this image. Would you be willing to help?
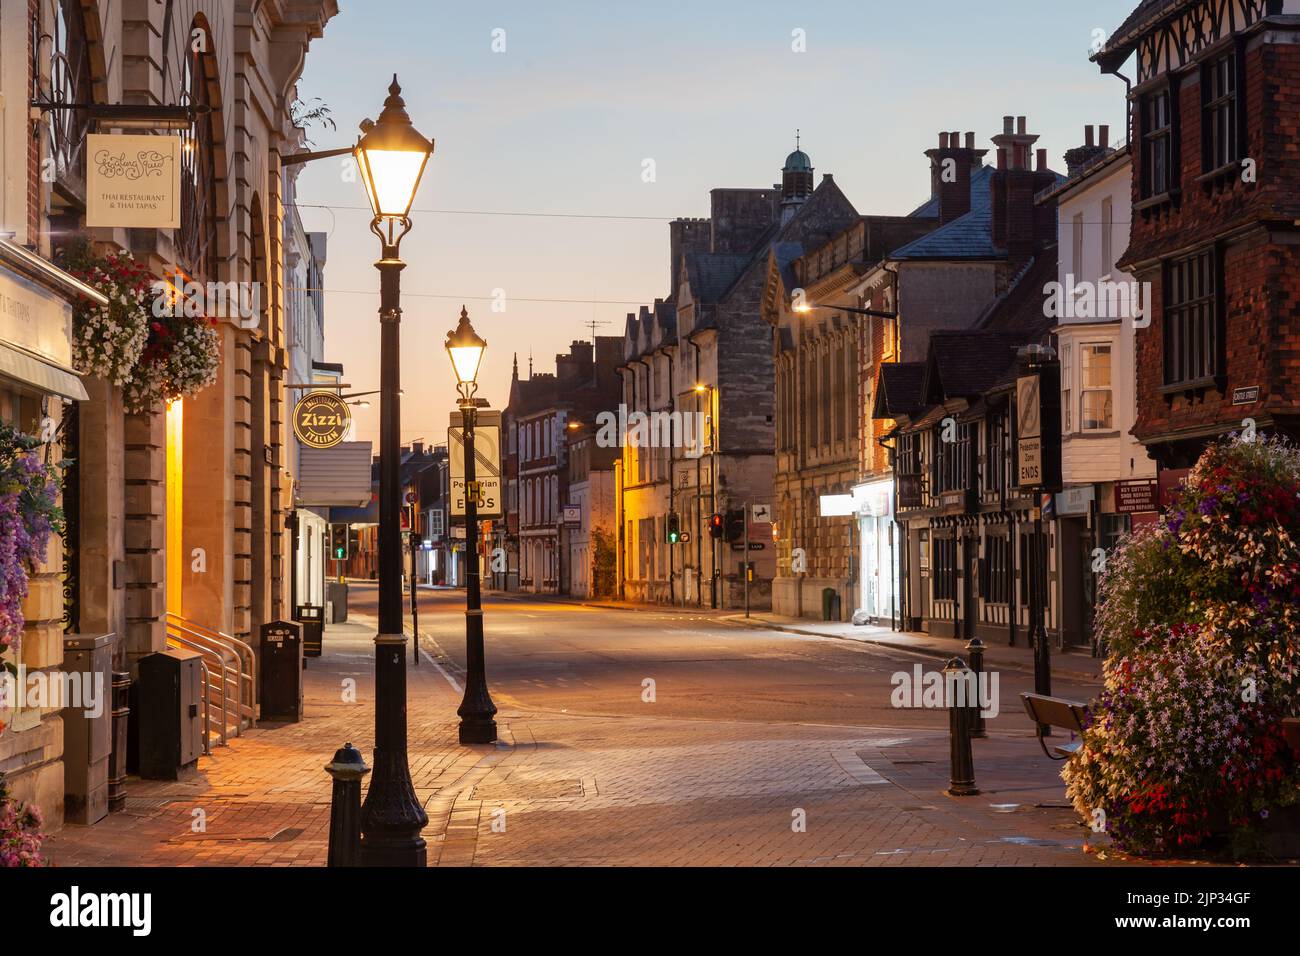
[944,657,980,796]
[325,742,370,867]
[964,637,987,738]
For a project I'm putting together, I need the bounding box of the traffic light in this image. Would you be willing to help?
[330,523,348,560]
[725,508,745,544]
[348,526,360,557]
[708,512,724,539]
[667,513,681,544]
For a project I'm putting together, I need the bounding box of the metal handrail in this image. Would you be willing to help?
[165,612,258,710]
[165,632,229,746]
[166,618,254,728]
[198,659,212,754]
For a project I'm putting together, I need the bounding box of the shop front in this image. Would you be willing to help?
[0,237,106,824]
[853,478,898,626]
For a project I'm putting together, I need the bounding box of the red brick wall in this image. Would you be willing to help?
[1126,39,1300,455]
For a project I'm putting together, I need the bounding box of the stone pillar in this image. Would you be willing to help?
[250,338,272,640]
[123,406,165,669]
[182,327,235,634]
[233,335,254,642]
[77,377,127,654]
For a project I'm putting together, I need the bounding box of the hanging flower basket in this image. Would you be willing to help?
[60,240,222,412]
[60,239,151,390]
[122,309,221,413]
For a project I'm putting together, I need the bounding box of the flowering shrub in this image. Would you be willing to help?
[1065,624,1300,856]
[0,423,63,660]
[1096,436,1300,698]
[0,781,46,867]
[1076,435,1300,857]
[61,240,222,412]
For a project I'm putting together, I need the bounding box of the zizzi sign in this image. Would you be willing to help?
[86,133,181,229]
[292,391,350,449]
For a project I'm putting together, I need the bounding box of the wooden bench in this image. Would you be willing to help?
[1021,693,1091,760]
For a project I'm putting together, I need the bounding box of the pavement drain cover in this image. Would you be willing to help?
[122,797,175,816]
[472,778,584,801]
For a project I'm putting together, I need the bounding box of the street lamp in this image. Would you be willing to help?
[354,76,434,868]
[445,307,498,745]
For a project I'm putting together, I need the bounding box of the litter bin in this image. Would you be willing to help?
[822,587,841,622]
[260,620,303,722]
[62,632,114,825]
[327,581,349,623]
[294,604,324,658]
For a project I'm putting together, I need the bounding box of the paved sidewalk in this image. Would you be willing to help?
[722,613,1103,681]
[46,613,1125,867]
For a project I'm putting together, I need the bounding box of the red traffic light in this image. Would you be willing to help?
[708,513,724,539]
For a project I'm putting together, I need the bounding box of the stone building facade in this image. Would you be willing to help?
[0,0,336,828]
[619,148,860,609]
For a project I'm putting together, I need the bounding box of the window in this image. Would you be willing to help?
[981,534,1011,604]
[1071,213,1084,279]
[1098,513,1130,554]
[1101,197,1114,275]
[1141,88,1173,198]
[1203,51,1239,172]
[985,411,1007,496]
[934,423,971,494]
[1080,344,1113,430]
[1061,343,1072,433]
[1164,248,1220,388]
[1018,530,1048,608]
[933,536,957,601]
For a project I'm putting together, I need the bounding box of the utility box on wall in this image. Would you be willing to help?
[136,648,204,780]
[61,632,115,825]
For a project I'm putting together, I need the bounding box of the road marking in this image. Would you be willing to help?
[418,642,465,697]
[832,749,889,786]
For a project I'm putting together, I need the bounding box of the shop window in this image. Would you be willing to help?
[981,534,1011,605]
[933,536,956,601]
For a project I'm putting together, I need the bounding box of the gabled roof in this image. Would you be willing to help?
[873,362,926,420]
[1093,0,1191,71]
[921,329,1029,403]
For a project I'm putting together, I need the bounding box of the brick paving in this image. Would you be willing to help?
[46,611,1128,867]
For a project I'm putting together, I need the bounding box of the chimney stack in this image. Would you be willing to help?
[926,130,988,225]
[1063,123,1116,177]
[991,115,1056,259]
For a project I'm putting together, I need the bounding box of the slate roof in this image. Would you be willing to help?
[922,330,1029,402]
[892,165,997,260]
[683,252,752,307]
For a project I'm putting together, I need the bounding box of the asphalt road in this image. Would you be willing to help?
[346,581,1098,734]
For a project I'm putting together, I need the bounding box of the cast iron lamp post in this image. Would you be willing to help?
[354,76,433,867]
[445,308,498,744]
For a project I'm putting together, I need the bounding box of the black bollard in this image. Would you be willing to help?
[325,742,370,867]
[944,657,979,796]
[964,637,988,738]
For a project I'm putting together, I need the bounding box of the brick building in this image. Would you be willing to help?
[1093,0,1300,468]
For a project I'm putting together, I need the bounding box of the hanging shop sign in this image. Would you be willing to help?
[1114,478,1158,514]
[86,133,182,229]
[292,390,350,449]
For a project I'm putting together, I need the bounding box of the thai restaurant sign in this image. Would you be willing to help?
[86,133,182,229]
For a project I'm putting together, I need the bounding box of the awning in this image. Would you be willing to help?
[0,340,88,401]
[295,441,374,507]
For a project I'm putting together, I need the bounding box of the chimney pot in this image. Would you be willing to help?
[949,131,961,148]
[965,131,975,149]
[939,131,948,148]
[1003,115,1014,134]
[1036,148,1048,171]
[1017,116,1027,135]
[1085,125,1095,147]
[1099,125,1110,149]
